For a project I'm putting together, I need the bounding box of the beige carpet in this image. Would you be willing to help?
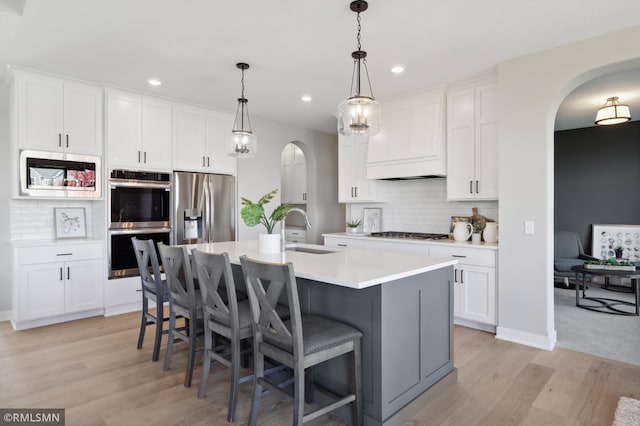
[612,397,640,426]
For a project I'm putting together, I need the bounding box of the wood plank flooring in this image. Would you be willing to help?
[1,314,638,425]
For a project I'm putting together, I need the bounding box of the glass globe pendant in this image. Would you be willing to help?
[337,0,380,136]
[228,63,257,158]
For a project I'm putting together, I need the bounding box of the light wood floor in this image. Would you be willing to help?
[1,314,638,426]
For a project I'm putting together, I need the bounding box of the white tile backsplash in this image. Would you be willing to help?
[348,179,498,233]
[10,199,95,240]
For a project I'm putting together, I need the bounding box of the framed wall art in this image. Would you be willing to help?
[591,224,640,261]
[54,207,87,239]
[362,208,382,234]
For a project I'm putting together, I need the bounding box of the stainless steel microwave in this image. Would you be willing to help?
[19,150,102,198]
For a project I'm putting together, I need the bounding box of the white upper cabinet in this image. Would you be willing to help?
[106,89,172,171]
[338,135,383,203]
[15,70,102,155]
[281,143,307,204]
[367,90,446,179]
[172,103,236,175]
[446,80,498,200]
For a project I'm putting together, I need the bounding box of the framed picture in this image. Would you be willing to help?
[592,224,640,261]
[449,216,471,240]
[54,207,87,239]
[362,208,382,234]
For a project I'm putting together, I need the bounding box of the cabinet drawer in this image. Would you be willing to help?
[16,242,104,265]
[324,236,365,249]
[285,229,307,239]
[429,245,496,267]
[106,276,142,307]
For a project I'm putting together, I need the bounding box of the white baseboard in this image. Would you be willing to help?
[454,317,496,333]
[104,302,142,317]
[11,309,104,331]
[495,326,556,351]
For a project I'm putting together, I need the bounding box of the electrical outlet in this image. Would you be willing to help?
[524,221,534,235]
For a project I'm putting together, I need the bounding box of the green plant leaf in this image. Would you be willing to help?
[241,204,264,227]
[257,188,278,206]
[271,204,292,222]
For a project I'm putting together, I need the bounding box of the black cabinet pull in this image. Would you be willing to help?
[67,267,70,280]
[469,181,473,194]
[202,156,206,167]
[461,269,465,284]
[138,151,141,163]
[454,269,458,283]
[452,254,466,258]
[56,253,73,256]
[355,187,358,198]
[59,267,63,281]
[337,244,347,247]
[66,134,69,148]
[58,133,62,147]
[476,180,479,193]
[207,157,210,167]
[144,151,147,163]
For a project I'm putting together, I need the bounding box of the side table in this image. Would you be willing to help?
[571,265,639,316]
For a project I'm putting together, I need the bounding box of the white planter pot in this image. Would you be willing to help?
[471,233,482,243]
[259,233,280,254]
[346,227,360,234]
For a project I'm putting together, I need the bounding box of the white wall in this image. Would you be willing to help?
[348,179,498,234]
[0,80,11,317]
[497,24,640,349]
[236,117,344,244]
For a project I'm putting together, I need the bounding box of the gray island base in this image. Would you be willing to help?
[186,241,456,425]
[298,267,454,425]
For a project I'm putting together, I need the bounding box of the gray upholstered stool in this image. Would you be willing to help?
[157,243,203,388]
[240,255,363,426]
[131,237,170,362]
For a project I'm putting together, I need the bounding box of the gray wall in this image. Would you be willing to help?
[554,121,640,254]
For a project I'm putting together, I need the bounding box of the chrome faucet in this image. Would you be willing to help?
[281,207,312,252]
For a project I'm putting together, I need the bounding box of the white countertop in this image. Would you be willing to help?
[184,240,457,290]
[322,232,499,250]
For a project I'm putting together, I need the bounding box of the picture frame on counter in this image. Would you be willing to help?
[363,208,382,234]
[54,207,87,239]
[449,216,471,240]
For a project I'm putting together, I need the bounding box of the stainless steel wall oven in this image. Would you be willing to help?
[108,169,172,278]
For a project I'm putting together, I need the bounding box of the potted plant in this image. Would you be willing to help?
[241,188,291,253]
[471,222,484,243]
[614,246,624,259]
[346,219,362,234]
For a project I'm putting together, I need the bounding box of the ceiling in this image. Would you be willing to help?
[2,0,640,134]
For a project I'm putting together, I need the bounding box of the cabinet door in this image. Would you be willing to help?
[63,82,103,155]
[141,98,173,171]
[338,136,357,202]
[446,88,476,199]
[172,104,207,172]
[17,72,64,151]
[474,83,499,200]
[106,90,142,168]
[281,144,295,203]
[353,137,373,200]
[456,264,496,325]
[291,145,307,203]
[324,236,365,249]
[206,110,237,175]
[65,259,104,313]
[18,263,66,321]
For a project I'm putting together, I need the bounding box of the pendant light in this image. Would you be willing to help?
[337,0,380,136]
[228,62,257,158]
[595,96,631,126]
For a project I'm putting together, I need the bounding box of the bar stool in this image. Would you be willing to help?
[131,237,169,362]
[192,249,254,422]
[240,255,363,426]
[157,242,203,388]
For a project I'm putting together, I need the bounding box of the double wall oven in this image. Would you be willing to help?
[108,169,172,278]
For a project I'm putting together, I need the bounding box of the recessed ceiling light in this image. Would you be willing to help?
[391,66,405,74]
[148,79,162,86]
[301,95,312,102]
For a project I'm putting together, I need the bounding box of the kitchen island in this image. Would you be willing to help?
[186,240,457,425]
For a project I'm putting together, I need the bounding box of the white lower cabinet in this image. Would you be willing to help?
[285,229,307,244]
[429,245,497,330]
[14,242,104,328]
[323,234,498,331]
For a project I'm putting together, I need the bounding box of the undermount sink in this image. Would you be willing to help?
[285,246,335,254]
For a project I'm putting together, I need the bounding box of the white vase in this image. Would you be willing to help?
[471,233,482,243]
[346,227,360,234]
[483,222,498,243]
[259,233,280,253]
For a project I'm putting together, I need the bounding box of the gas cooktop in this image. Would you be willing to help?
[369,231,449,240]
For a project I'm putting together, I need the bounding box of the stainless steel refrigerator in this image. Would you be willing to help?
[173,172,236,245]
